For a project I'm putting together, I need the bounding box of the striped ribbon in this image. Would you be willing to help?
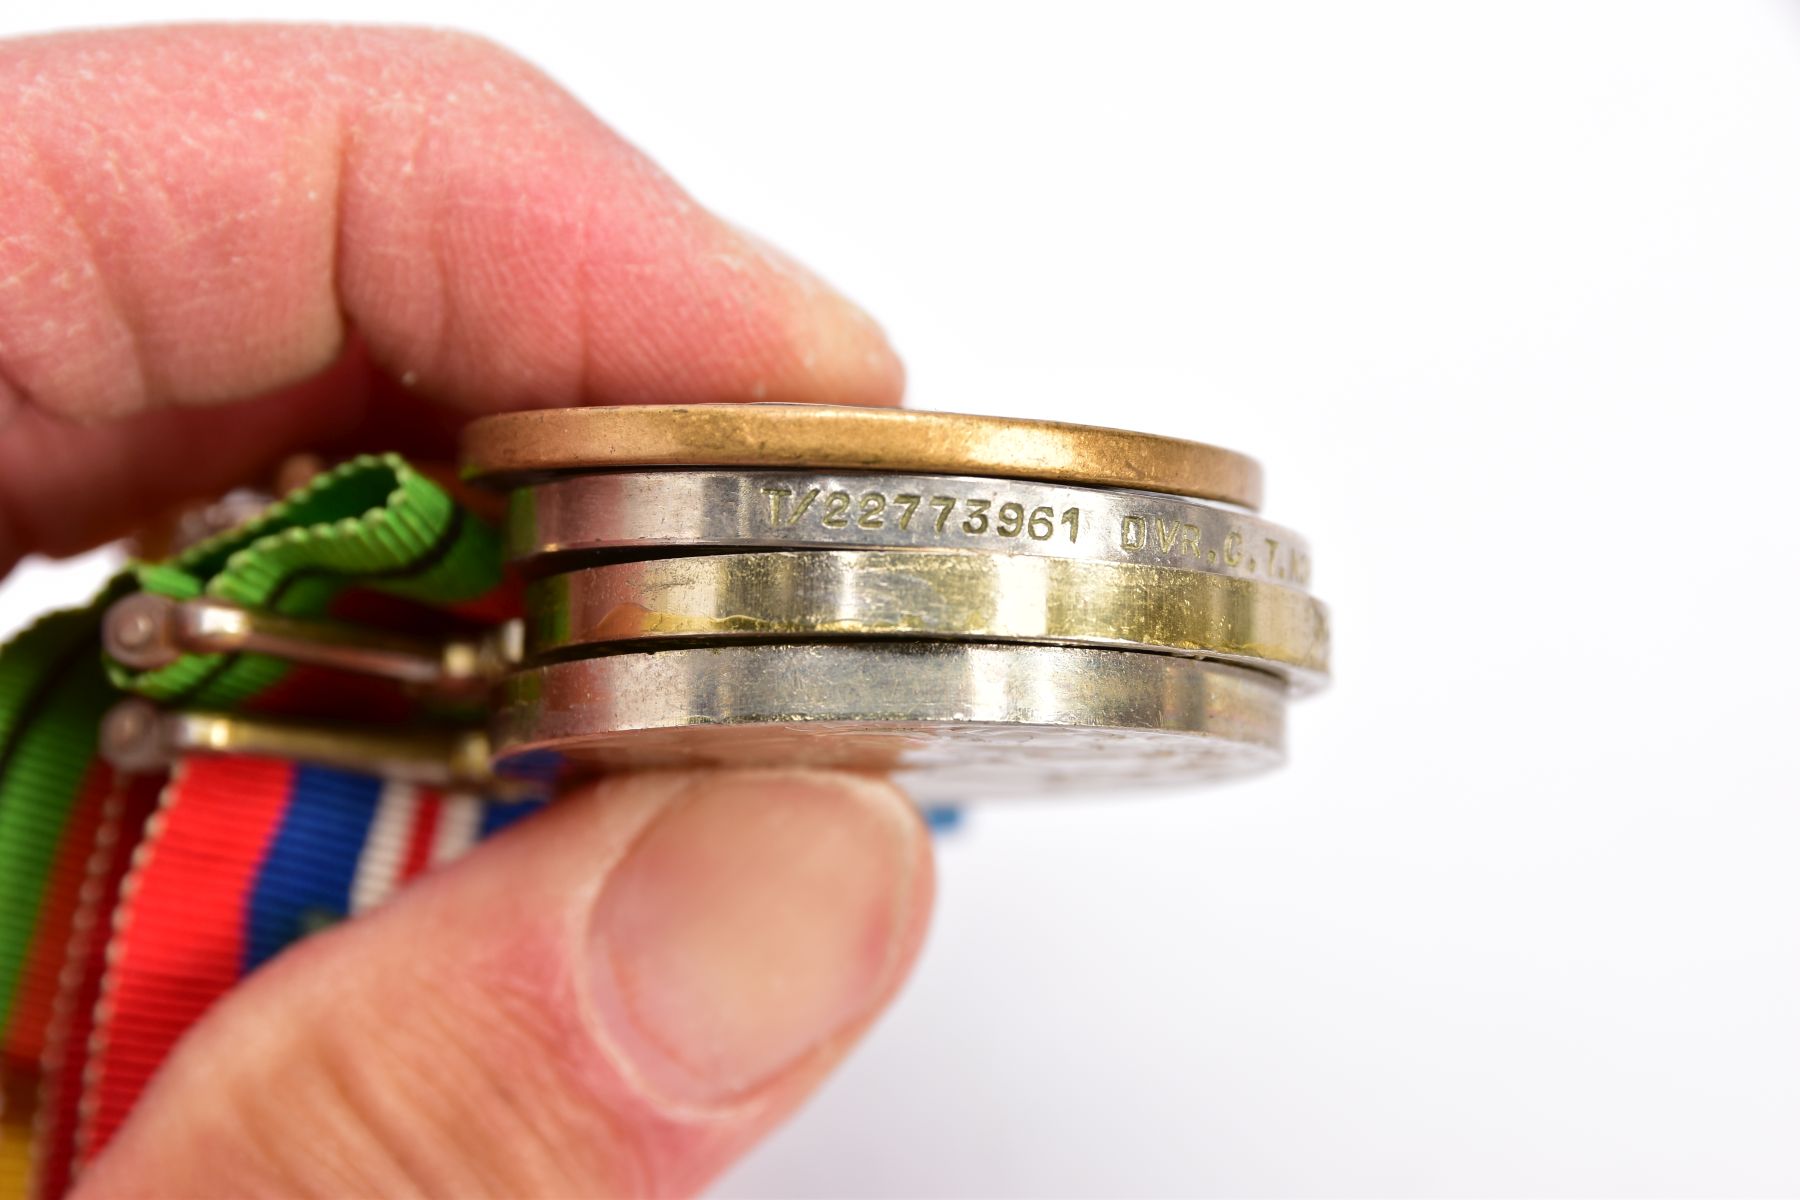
[0,456,533,1199]
[77,757,539,1163]
[0,609,117,1080]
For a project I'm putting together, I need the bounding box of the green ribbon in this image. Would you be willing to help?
[0,453,502,1042]
[112,454,501,709]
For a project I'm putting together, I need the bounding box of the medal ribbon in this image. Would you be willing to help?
[0,456,535,1199]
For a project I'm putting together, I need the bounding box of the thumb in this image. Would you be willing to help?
[74,769,933,1198]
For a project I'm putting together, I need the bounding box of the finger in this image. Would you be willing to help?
[74,769,934,1199]
[0,337,374,565]
[0,25,904,571]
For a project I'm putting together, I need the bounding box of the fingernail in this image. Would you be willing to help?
[587,771,922,1108]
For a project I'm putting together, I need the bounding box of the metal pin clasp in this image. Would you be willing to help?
[103,593,520,691]
[99,594,530,794]
[99,699,520,794]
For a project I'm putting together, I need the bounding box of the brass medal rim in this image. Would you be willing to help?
[460,404,1265,511]
[525,549,1330,689]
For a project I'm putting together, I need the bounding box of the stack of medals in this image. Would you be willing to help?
[470,404,1330,799]
[0,404,1328,1197]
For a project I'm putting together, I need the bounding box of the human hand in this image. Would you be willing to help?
[0,25,932,1197]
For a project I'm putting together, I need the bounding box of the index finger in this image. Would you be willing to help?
[0,25,903,572]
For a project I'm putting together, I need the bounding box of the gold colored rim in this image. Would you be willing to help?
[526,549,1329,689]
[461,404,1265,510]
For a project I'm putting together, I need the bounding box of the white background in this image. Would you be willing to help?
[3,3,1799,1195]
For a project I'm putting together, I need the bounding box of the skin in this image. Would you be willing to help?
[0,25,934,1198]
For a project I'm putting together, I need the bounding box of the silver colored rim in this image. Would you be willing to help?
[493,642,1287,800]
[507,469,1311,588]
